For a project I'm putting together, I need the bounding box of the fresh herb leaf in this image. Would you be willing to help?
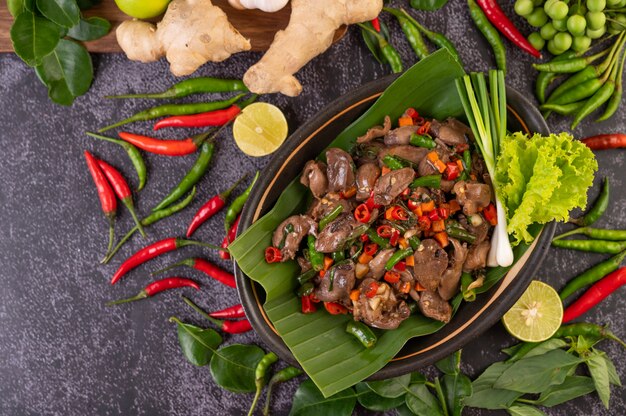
[464,362,523,409]
[170,318,222,367]
[35,0,80,28]
[494,349,583,393]
[7,0,33,17]
[210,344,265,393]
[586,351,611,408]
[361,26,383,64]
[396,404,414,416]
[410,0,449,11]
[405,383,443,416]
[507,338,568,362]
[355,382,406,411]
[76,0,101,9]
[436,350,461,375]
[441,373,472,416]
[289,379,357,416]
[365,373,411,398]
[10,10,62,66]
[35,39,93,105]
[502,343,525,357]
[598,351,622,386]
[506,404,547,416]
[534,376,596,407]
[67,16,111,41]
[410,372,427,384]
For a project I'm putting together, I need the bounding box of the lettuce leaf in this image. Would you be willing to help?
[495,132,597,245]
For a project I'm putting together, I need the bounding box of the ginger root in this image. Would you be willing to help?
[116,0,251,77]
[243,0,382,96]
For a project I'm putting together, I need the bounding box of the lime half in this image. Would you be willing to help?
[233,102,288,157]
[502,280,563,342]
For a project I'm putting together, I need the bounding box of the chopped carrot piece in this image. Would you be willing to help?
[427,151,439,163]
[431,219,445,232]
[411,205,423,217]
[456,159,464,171]
[340,186,357,198]
[415,282,427,291]
[323,256,333,271]
[399,282,411,293]
[385,207,395,221]
[381,166,391,175]
[434,159,447,173]
[358,252,373,264]
[421,200,435,213]
[398,238,409,249]
[398,116,413,127]
[405,255,414,267]
[349,289,360,301]
[448,199,461,213]
[319,270,326,278]
[434,231,449,248]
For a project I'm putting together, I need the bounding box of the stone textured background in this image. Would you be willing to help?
[0,1,624,415]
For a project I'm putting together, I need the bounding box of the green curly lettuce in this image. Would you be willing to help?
[494,132,597,245]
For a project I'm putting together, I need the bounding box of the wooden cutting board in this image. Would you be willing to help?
[0,0,346,53]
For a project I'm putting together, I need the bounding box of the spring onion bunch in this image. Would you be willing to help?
[455,70,513,267]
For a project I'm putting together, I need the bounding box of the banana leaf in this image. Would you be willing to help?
[230,50,533,397]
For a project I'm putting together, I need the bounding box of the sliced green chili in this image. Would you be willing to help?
[346,321,377,348]
[409,133,436,149]
[385,248,414,270]
[297,282,315,297]
[382,154,406,170]
[225,171,259,232]
[332,250,346,262]
[571,177,609,226]
[319,205,343,231]
[446,221,477,244]
[408,236,421,250]
[308,235,324,271]
[410,174,441,189]
[297,269,317,285]
[366,228,391,248]
[460,272,477,301]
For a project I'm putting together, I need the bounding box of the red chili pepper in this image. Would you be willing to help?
[391,206,408,221]
[455,143,469,153]
[414,116,425,126]
[324,302,348,315]
[407,198,420,211]
[417,121,431,135]
[428,209,441,221]
[154,105,241,130]
[84,151,117,256]
[96,158,146,238]
[476,0,542,58]
[117,131,210,156]
[265,246,282,263]
[384,271,400,284]
[365,282,379,298]
[444,162,460,180]
[354,203,371,223]
[182,296,252,333]
[581,133,626,150]
[371,17,381,32]
[219,214,240,260]
[186,175,246,238]
[151,257,236,288]
[364,243,379,256]
[209,303,246,319]
[389,230,400,246]
[418,215,432,230]
[562,268,626,323]
[377,225,393,238]
[437,206,450,220]
[366,191,381,210]
[405,107,418,119]
[301,294,317,314]
[110,237,218,285]
[483,203,498,226]
[107,277,200,305]
[394,261,406,272]
[360,234,370,242]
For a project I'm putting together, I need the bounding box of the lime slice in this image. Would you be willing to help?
[502,280,563,342]
[233,102,288,157]
[114,0,171,19]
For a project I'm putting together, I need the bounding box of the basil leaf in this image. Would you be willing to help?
[360,26,383,64]
[501,343,524,357]
[355,382,405,411]
[76,0,102,9]
[396,404,414,416]
[7,0,33,17]
[494,349,583,393]
[464,362,523,409]
[171,319,222,366]
[405,384,443,416]
[35,39,93,105]
[365,373,411,398]
[410,372,427,384]
[289,379,357,416]
[586,352,611,408]
[10,10,62,66]
[67,16,111,41]
[436,350,461,375]
[575,334,602,354]
[36,0,80,28]
[535,376,596,407]
[507,404,547,416]
[410,0,449,11]
[442,373,472,416]
[210,344,265,393]
[599,352,622,386]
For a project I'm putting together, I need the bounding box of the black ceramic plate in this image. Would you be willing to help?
[234,75,555,379]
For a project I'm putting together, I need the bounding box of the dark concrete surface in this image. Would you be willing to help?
[0,1,624,415]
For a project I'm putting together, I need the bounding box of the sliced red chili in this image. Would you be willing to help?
[391,206,408,221]
[407,198,420,211]
[377,225,393,238]
[389,230,400,246]
[428,209,441,221]
[354,203,371,223]
[265,247,282,263]
[455,143,469,153]
[324,302,348,315]
[364,243,379,256]
[417,121,431,135]
[438,206,450,220]
[418,215,432,230]
[365,281,379,298]
[384,271,400,283]
[400,188,411,199]
[405,107,418,119]
[301,295,317,314]
[360,233,370,242]
[483,203,498,226]
[444,162,460,180]
[366,191,381,210]
[393,261,406,272]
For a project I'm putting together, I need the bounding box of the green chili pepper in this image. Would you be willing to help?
[152,141,215,212]
[408,236,421,250]
[409,133,436,149]
[534,51,577,103]
[332,250,346,262]
[85,132,147,191]
[366,228,391,248]
[277,223,294,249]
[550,77,605,106]
[390,11,430,59]
[460,272,479,302]
[358,23,403,73]
[224,171,259,232]
[462,149,472,172]
[102,187,197,264]
[446,222,477,244]
[248,352,278,416]
[106,77,248,99]
[597,48,626,122]
[308,235,324,271]
[571,177,609,226]
[554,227,626,241]
[571,80,616,129]
[468,0,506,72]
[540,101,585,115]
[552,239,626,254]
[382,154,406,170]
[319,205,343,231]
[297,269,317,285]
[297,282,315,297]
[385,248,414,270]
[346,321,378,348]
[99,94,246,132]
[410,174,441,189]
[350,241,364,262]
[532,49,609,73]
[263,367,303,416]
[559,249,626,300]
